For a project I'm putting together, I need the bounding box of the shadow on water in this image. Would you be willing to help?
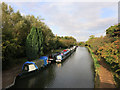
[10,47,94,88]
[11,64,56,88]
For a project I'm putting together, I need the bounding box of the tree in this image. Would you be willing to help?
[37,27,44,55]
[106,24,120,37]
[78,42,85,46]
[2,2,77,69]
[26,27,44,60]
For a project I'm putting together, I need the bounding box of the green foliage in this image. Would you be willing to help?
[106,24,120,37]
[58,36,76,48]
[87,47,100,68]
[37,28,44,55]
[26,27,44,60]
[26,27,37,60]
[89,35,95,39]
[78,42,85,46]
[2,2,77,69]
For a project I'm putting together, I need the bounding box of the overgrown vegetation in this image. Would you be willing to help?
[87,46,100,88]
[86,23,120,87]
[78,42,86,47]
[2,2,77,69]
[87,47,100,68]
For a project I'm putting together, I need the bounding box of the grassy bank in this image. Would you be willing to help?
[114,73,120,87]
[87,46,100,88]
[87,46,117,88]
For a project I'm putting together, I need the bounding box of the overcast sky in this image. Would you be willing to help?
[2,0,118,42]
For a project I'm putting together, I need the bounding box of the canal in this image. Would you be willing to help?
[11,47,94,88]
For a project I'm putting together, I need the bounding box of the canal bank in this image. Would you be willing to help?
[87,46,100,88]
[2,64,23,89]
[2,49,64,89]
[10,47,94,88]
[87,46,116,88]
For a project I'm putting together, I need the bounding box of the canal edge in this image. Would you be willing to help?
[2,76,16,90]
[86,46,100,88]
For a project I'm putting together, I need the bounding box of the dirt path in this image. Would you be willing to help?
[98,59,116,88]
[2,64,23,88]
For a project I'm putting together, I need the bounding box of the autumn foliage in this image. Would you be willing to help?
[86,23,120,76]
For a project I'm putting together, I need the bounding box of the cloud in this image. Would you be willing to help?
[1,0,119,2]
[4,2,118,41]
[37,2,117,41]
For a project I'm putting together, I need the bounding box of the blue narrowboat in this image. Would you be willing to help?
[39,56,51,66]
[21,59,44,74]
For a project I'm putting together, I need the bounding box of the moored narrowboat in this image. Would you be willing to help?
[48,52,61,62]
[56,49,71,63]
[19,59,44,76]
[39,56,51,66]
[55,46,77,63]
[18,46,77,77]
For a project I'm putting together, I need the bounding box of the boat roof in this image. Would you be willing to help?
[39,56,48,60]
[22,61,38,70]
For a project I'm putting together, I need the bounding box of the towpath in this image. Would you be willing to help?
[98,59,116,88]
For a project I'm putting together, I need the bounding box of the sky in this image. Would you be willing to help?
[1,0,119,42]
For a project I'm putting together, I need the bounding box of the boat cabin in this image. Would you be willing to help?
[22,60,44,73]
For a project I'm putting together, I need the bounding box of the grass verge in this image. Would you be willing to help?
[114,73,120,88]
[87,46,100,88]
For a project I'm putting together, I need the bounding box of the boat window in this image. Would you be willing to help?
[49,55,52,58]
[28,64,37,72]
[24,65,29,71]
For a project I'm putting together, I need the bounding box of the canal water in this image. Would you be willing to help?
[11,47,94,88]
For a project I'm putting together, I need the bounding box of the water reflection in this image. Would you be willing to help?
[11,47,94,88]
[56,63,62,68]
[13,64,56,88]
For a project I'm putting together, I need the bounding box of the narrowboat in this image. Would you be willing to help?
[56,49,71,62]
[55,46,77,63]
[48,52,61,62]
[19,59,44,77]
[39,56,51,66]
[18,46,77,77]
